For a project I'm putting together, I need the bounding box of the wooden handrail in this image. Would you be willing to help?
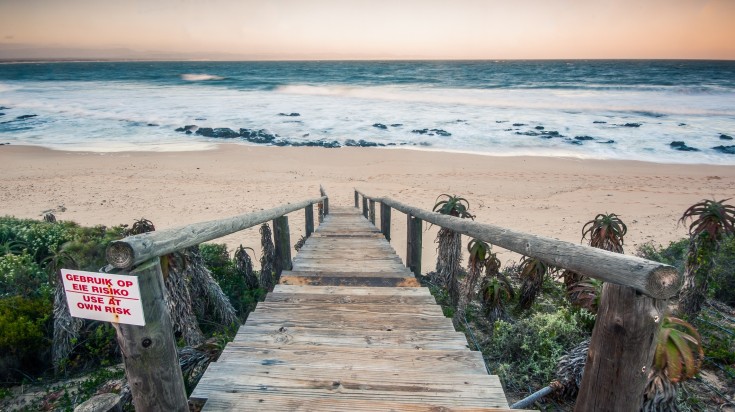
[354,189,680,300]
[106,196,326,269]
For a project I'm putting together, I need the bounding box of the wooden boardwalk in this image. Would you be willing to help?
[191,206,517,411]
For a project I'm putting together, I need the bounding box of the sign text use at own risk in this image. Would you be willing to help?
[61,269,145,326]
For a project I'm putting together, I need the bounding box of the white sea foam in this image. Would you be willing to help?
[1,78,733,164]
[181,73,224,81]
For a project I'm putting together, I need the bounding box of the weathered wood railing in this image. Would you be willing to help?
[104,191,328,411]
[354,189,681,412]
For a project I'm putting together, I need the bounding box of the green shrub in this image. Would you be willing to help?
[200,243,264,320]
[637,238,689,273]
[0,295,53,381]
[0,252,50,298]
[710,235,735,306]
[485,308,589,388]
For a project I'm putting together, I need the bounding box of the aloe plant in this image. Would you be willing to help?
[234,245,259,290]
[582,213,627,254]
[481,274,514,323]
[678,198,735,319]
[566,278,602,314]
[459,239,493,313]
[432,194,475,219]
[642,316,703,411]
[517,256,550,311]
[433,194,474,307]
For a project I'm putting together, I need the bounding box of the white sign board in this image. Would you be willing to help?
[61,269,145,326]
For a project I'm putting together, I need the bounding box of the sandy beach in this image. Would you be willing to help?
[1,144,734,268]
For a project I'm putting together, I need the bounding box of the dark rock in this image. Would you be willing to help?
[0,106,9,110]
[411,128,451,137]
[272,140,290,146]
[0,113,4,116]
[344,139,359,147]
[390,124,403,127]
[195,127,239,138]
[302,133,310,137]
[670,141,699,152]
[213,128,239,138]
[372,123,388,130]
[195,117,207,121]
[387,143,397,146]
[512,123,526,127]
[598,140,616,144]
[621,123,642,127]
[323,140,341,148]
[278,112,301,117]
[195,127,215,137]
[720,134,733,140]
[16,114,37,120]
[175,125,198,133]
[495,120,507,123]
[358,139,378,147]
[516,130,563,138]
[712,145,735,154]
[504,129,513,132]
[534,126,545,130]
[566,139,583,145]
[678,123,687,126]
[593,120,607,124]
[239,128,277,144]
[147,123,158,127]
[574,136,595,141]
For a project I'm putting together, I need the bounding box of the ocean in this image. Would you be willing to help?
[0,60,734,164]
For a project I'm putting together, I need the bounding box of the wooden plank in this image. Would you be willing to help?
[279,275,421,287]
[244,308,452,330]
[232,326,468,350]
[265,291,437,305]
[281,270,414,279]
[214,345,488,375]
[194,365,507,407]
[202,393,524,412]
[254,302,445,316]
[271,285,432,296]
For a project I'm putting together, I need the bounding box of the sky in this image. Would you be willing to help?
[0,0,734,60]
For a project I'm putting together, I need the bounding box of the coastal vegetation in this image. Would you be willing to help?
[0,197,733,410]
[420,198,734,411]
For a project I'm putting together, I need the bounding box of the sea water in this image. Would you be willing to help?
[0,60,733,164]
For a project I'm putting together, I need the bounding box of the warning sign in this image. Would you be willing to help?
[61,269,145,326]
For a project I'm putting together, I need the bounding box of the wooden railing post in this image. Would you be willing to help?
[406,215,422,276]
[272,216,292,277]
[354,191,359,208]
[305,204,314,238]
[369,199,376,224]
[574,283,666,411]
[362,196,368,219]
[380,203,391,241]
[319,185,329,215]
[112,258,188,412]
